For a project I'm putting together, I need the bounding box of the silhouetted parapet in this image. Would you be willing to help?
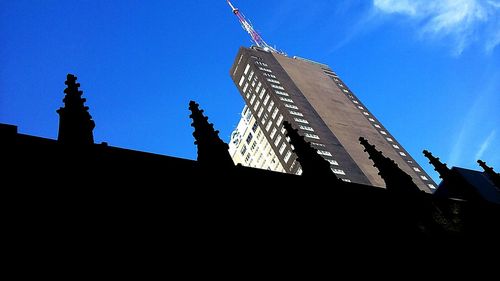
[423,150,450,180]
[424,150,480,201]
[283,121,338,180]
[56,74,95,145]
[189,101,234,169]
[478,160,500,188]
[360,137,419,193]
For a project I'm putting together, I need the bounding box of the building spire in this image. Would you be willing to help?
[226,0,282,54]
[359,137,420,193]
[423,150,450,180]
[189,101,234,169]
[478,160,500,188]
[56,74,95,145]
[283,121,338,180]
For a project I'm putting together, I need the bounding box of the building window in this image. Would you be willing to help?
[240,145,247,155]
[289,111,304,117]
[252,122,259,132]
[250,141,257,151]
[317,150,332,156]
[256,82,262,94]
[284,151,292,163]
[250,94,256,105]
[358,106,364,110]
[421,175,428,181]
[327,159,339,166]
[305,133,320,140]
[363,112,369,116]
[428,184,436,189]
[245,154,251,163]
[243,82,249,93]
[248,70,254,81]
[380,131,387,135]
[296,168,303,175]
[271,84,285,90]
[253,100,260,111]
[239,75,246,86]
[257,107,264,118]
[258,87,265,99]
[272,108,279,119]
[279,97,294,103]
[392,144,400,149]
[270,127,278,139]
[386,138,394,142]
[413,167,421,172]
[279,143,287,155]
[399,152,407,156]
[368,118,375,122]
[267,101,274,112]
[280,127,286,135]
[267,78,280,84]
[276,114,284,126]
[299,125,314,132]
[265,121,273,132]
[312,142,326,147]
[246,133,253,144]
[332,168,346,175]
[294,118,309,124]
[342,89,349,93]
[263,94,270,106]
[274,135,282,147]
[244,64,250,75]
[284,104,298,110]
[262,72,276,79]
[353,100,359,104]
[275,90,289,97]
[374,124,381,129]
[258,67,272,73]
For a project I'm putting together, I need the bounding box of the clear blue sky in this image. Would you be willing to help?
[1,0,499,182]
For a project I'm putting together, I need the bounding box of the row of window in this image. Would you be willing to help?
[267,78,280,84]
[255,61,268,67]
[262,72,276,79]
[338,80,434,188]
[255,64,348,178]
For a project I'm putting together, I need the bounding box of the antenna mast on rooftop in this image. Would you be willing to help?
[226,0,281,54]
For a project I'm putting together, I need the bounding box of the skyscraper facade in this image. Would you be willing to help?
[229,46,437,192]
[229,105,286,173]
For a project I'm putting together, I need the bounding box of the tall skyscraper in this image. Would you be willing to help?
[229,46,437,192]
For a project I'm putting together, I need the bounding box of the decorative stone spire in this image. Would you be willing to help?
[56,74,95,145]
[283,121,338,180]
[423,150,450,180]
[359,137,419,193]
[424,150,480,200]
[478,160,500,188]
[189,101,234,169]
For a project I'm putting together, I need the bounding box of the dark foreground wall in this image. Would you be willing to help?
[2,123,500,264]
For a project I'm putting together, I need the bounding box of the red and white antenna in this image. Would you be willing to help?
[227,0,281,54]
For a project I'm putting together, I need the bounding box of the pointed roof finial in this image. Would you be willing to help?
[478,160,500,188]
[56,74,95,145]
[360,137,420,193]
[423,150,450,180]
[283,121,338,180]
[189,101,234,169]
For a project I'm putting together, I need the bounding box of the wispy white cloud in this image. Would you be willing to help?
[373,0,500,54]
[475,131,496,160]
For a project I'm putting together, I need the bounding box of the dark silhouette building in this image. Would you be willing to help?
[2,74,499,251]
